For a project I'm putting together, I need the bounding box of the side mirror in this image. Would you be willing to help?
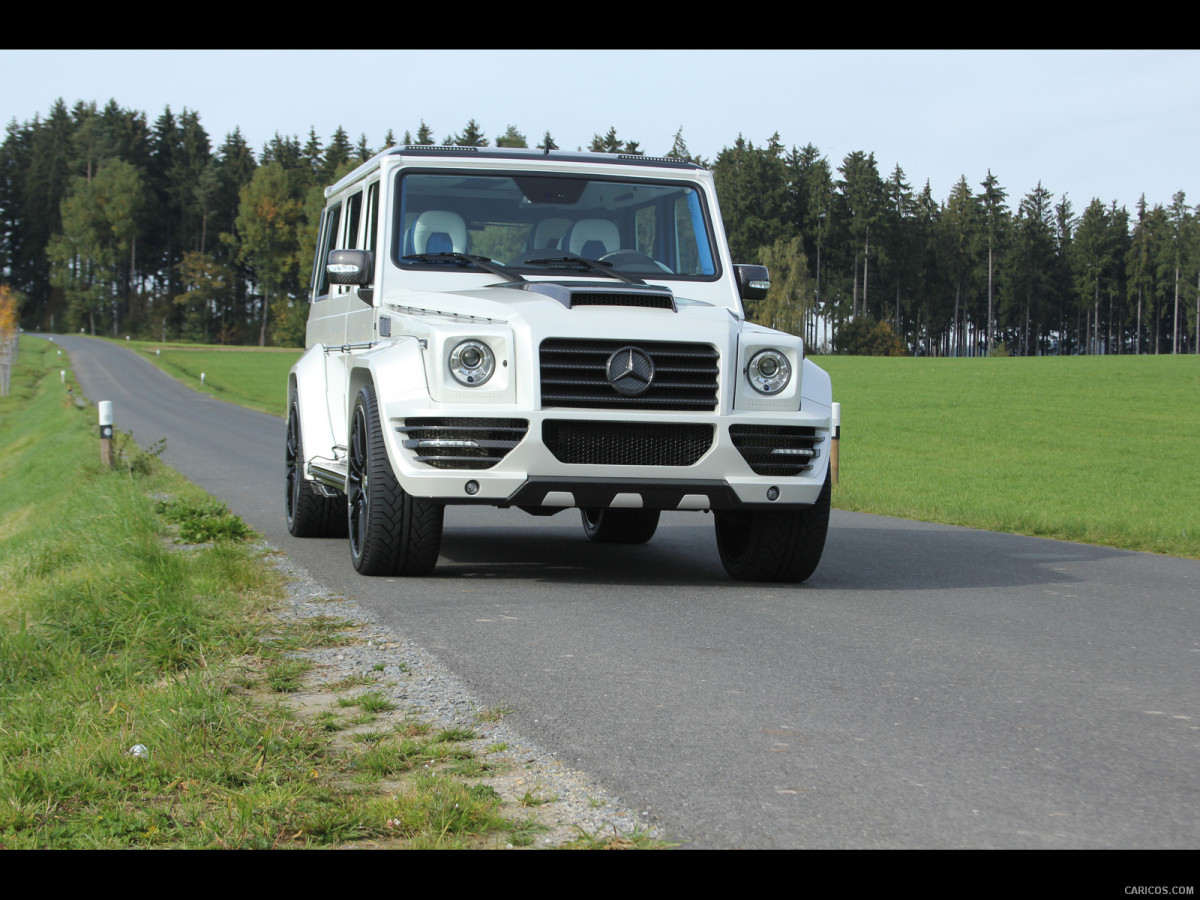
[734,264,770,302]
[327,249,374,286]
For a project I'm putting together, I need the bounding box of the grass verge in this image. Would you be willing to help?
[0,337,660,849]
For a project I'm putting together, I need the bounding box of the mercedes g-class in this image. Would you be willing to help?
[286,145,834,581]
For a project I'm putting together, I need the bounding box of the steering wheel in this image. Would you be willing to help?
[600,249,673,273]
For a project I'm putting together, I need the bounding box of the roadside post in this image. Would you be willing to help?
[98,401,114,469]
[831,401,840,487]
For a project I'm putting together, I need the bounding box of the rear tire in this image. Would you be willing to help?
[580,507,661,544]
[286,400,346,537]
[347,384,443,575]
[714,470,831,582]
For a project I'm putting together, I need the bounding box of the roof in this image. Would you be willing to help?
[326,145,706,197]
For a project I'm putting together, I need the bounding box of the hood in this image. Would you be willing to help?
[383,279,743,331]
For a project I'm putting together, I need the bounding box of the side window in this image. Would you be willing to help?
[311,203,342,302]
[365,181,380,253]
[345,191,363,250]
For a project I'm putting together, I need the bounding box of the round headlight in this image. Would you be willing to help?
[746,349,791,394]
[449,339,496,386]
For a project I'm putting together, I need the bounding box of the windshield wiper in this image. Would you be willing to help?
[522,254,645,285]
[402,252,525,284]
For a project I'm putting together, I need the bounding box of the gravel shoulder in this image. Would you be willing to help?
[263,548,664,849]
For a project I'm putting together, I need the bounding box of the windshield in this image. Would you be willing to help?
[393,171,718,279]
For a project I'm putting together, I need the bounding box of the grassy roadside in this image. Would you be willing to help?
[0,338,654,849]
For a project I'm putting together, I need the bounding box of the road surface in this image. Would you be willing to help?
[47,334,1200,849]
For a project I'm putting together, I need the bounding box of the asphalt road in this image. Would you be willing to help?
[47,334,1200,849]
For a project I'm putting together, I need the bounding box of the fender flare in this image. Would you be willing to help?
[288,347,336,464]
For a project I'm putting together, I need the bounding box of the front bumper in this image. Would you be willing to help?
[379,406,833,510]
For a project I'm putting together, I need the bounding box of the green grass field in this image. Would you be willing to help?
[819,354,1200,558]
[118,338,1200,559]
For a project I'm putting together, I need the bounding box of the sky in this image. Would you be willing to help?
[2,49,1197,216]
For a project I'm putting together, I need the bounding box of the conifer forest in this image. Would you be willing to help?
[2,99,1197,356]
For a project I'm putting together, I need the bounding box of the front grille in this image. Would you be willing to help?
[539,339,719,410]
[543,421,713,467]
[399,418,528,469]
[729,425,824,476]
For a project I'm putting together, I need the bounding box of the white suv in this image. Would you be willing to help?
[286,146,834,582]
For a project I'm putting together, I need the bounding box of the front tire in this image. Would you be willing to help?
[714,470,831,582]
[347,384,443,575]
[286,400,346,537]
[580,507,661,544]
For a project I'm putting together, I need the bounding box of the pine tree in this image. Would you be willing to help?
[261,133,303,171]
[23,101,79,326]
[665,127,703,165]
[878,165,913,329]
[301,128,323,177]
[1126,196,1153,353]
[1072,199,1110,353]
[913,180,944,355]
[712,134,790,263]
[452,119,488,147]
[321,127,353,184]
[495,125,527,148]
[70,101,118,182]
[1165,191,1195,353]
[837,151,885,320]
[977,170,1008,355]
[590,127,641,155]
[1000,184,1056,355]
[939,176,978,354]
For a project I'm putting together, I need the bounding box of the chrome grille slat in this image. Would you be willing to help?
[399,418,528,470]
[729,425,824,477]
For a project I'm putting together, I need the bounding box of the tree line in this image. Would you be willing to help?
[1,99,1197,355]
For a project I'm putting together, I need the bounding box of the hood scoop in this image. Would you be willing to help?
[501,281,676,312]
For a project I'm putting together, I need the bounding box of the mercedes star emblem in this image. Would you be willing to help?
[605,346,655,396]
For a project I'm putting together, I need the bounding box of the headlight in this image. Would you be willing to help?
[449,339,496,386]
[746,349,791,394]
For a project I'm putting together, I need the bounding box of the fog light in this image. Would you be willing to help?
[464,480,480,495]
[766,486,780,501]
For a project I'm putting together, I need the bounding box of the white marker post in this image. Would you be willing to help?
[98,401,114,469]
[831,401,841,487]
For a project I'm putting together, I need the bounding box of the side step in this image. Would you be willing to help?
[307,456,348,496]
